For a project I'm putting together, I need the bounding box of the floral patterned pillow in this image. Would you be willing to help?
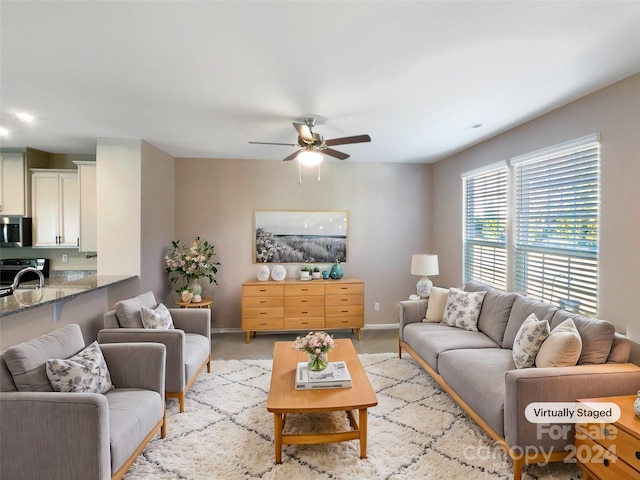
[512,313,550,369]
[141,303,175,329]
[46,341,114,393]
[441,288,487,331]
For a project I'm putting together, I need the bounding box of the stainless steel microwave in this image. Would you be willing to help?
[1,217,33,247]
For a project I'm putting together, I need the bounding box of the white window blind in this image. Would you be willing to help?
[463,164,508,290]
[512,138,600,315]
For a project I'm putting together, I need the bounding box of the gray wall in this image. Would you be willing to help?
[431,73,640,363]
[172,158,433,329]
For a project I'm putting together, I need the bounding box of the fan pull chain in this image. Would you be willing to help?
[317,163,321,182]
[298,162,302,185]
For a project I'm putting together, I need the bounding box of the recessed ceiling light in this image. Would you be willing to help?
[15,111,35,123]
[0,126,9,136]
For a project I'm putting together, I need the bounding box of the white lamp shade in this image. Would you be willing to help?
[411,254,439,276]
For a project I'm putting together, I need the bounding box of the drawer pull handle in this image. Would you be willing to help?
[341,287,348,290]
[301,321,308,325]
[301,288,308,291]
[301,300,308,303]
[301,311,308,314]
[636,451,640,460]
[341,320,348,324]
[259,323,267,326]
[259,312,267,315]
[603,459,609,467]
[341,310,349,313]
[604,428,610,437]
[259,289,267,292]
[341,299,348,302]
[260,300,267,304]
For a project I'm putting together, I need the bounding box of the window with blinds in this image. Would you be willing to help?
[463,164,508,290]
[512,136,600,315]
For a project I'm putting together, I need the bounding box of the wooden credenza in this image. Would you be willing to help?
[241,277,364,343]
[575,395,640,480]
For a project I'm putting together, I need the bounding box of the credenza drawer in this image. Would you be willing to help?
[243,285,284,296]
[243,317,284,331]
[326,316,364,329]
[577,423,640,473]
[326,305,364,317]
[325,283,364,295]
[284,318,325,330]
[285,284,325,296]
[243,307,284,318]
[243,296,284,307]
[325,294,362,306]
[285,296,325,307]
[575,434,639,480]
[284,306,325,318]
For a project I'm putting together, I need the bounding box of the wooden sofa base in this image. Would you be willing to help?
[399,338,568,480]
[112,414,166,480]
[166,355,211,412]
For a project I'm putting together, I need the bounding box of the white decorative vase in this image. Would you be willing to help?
[271,265,286,281]
[257,265,270,281]
[188,278,203,302]
[634,390,640,418]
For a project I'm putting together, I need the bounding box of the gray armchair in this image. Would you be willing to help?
[0,324,166,480]
[98,291,211,412]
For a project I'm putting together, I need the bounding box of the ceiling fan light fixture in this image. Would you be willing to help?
[297,150,323,166]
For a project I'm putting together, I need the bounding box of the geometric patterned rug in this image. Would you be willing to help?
[124,354,582,479]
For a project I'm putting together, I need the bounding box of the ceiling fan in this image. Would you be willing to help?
[249,117,371,165]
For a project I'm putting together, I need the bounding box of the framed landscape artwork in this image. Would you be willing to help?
[254,210,348,263]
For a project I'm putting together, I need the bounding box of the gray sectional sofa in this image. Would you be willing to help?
[399,281,640,480]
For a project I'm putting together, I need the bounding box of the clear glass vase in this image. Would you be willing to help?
[188,278,203,302]
[307,352,329,371]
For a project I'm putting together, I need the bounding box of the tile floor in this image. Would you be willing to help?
[211,328,399,360]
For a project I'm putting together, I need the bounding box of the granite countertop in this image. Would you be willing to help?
[0,274,135,318]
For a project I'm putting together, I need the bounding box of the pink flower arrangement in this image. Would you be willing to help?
[293,331,335,355]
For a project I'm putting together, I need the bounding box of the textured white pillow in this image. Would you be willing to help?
[441,288,486,331]
[536,318,582,367]
[423,286,449,323]
[141,303,175,329]
[46,341,114,393]
[512,313,550,369]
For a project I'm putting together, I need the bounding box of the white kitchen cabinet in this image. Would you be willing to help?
[0,153,26,216]
[31,169,79,247]
[74,161,97,252]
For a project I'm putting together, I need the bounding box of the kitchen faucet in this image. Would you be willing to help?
[11,267,45,292]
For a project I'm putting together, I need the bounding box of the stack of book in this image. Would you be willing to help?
[295,361,352,390]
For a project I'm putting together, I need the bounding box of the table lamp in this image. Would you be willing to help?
[411,254,439,297]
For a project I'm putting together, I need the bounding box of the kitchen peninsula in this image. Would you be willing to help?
[0,274,134,318]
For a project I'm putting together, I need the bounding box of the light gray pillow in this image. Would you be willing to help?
[115,291,157,328]
[441,288,486,331]
[46,341,114,393]
[141,303,175,330]
[513,313,550,369]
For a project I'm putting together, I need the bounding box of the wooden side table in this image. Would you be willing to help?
[575,395,640,479]
[174,297,214,309]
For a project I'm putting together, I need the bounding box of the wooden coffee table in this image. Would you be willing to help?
[266,338,378,463]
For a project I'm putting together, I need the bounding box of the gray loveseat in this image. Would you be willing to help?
[0,324,166,480]
[399,281,640,480]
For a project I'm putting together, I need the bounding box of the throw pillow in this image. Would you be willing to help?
[536,318,582,368]
[115,291,158,328]
[512,313,550,369]
[141,303,175,329]
[441,288,487,331]
[423,286,449,323]
[46,341,114,393]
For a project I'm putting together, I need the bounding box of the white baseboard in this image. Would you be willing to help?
[211,323,399,335]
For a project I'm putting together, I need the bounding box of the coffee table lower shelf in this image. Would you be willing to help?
[272,408,369,464]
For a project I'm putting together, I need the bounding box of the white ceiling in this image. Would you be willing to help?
[1,1,639,164]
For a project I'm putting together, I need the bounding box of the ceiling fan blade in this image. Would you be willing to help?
[283,150,302,162]
[249,141,299,147]
[324,134,371,147]
[293,122,314,143]
[322,148,350,160]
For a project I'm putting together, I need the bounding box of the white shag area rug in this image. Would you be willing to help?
[125,354,582,479]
